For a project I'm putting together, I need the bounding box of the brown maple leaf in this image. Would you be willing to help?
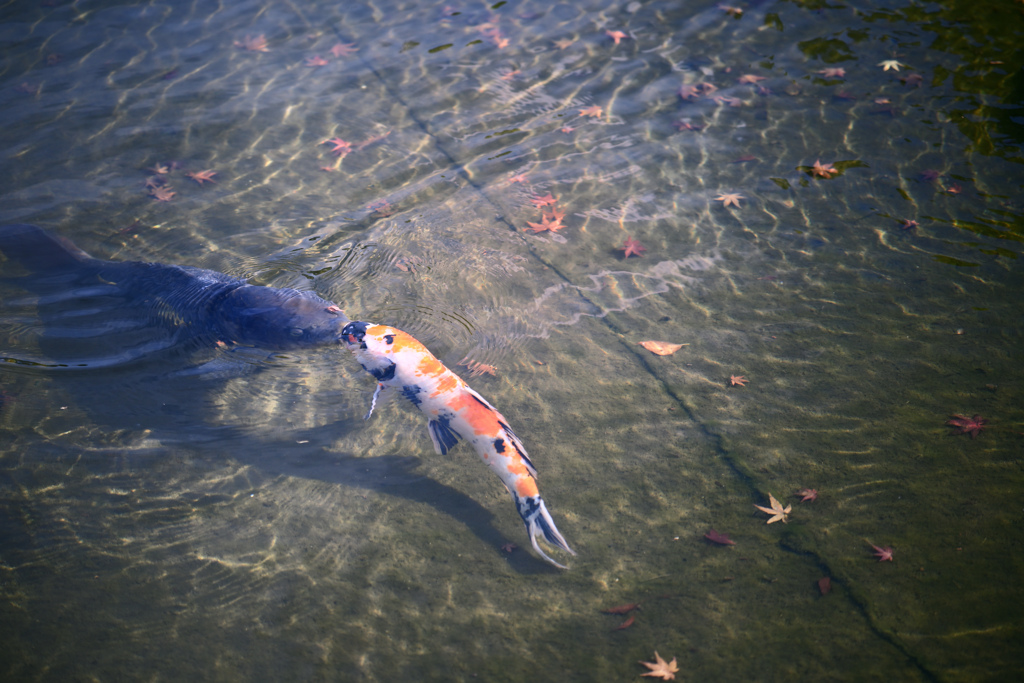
[544,205,566,223]
[149,185,175,202]
[185,169,217,185]
[613,615,635,631]
[528,192,561,208]
[678,84,701,100]
[638,341,685,356]
[946,414,987,438]
[795,488,818,502]
[330,42,358,58]
[530,193,557,208]
[810,159,838,178]
[715,192,744,208]
[639,652,679,680]
[602,602,640,615]
[322,137,352,156]
[754,493,791,524]
[871,544,894,561]
[457,358,497,378]
[606,30,628,45]
[234,35,269,52]
[525,213,566,234]
[704,529,736,545]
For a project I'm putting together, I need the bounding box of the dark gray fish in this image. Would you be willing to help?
[0,224,348,369]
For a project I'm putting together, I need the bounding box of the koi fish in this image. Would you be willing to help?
[341,320,575,568]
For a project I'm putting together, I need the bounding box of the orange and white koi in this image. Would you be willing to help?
[340,321,575,568]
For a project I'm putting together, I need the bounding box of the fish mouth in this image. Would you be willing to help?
[340,320,369,348]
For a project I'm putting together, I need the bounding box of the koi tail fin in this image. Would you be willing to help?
[514,493,575,569]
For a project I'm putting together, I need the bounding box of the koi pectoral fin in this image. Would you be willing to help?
[428,416,461,455]
[515,493,575,569]
[364,382,386,420]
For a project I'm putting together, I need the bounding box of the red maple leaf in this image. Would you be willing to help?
[946,414,987,438]
[619,236,647,258]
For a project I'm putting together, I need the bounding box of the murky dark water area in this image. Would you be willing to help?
[1,0,1022,680]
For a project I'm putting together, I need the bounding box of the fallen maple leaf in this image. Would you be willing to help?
[606,30,628,45]
[613,615,635,630]
[530,193,557,208]
[602,603,641,615]
[639,652,679,680]
[458,357,497,378]
[234,35,269,52]
[149,185,175,202]
[185,169,217,185]
[737,74,765,84]
[619,236,647,258]
[704,529,736,546]
[638,341,685,356]
[330,42,358,58]
[810,159,838,178]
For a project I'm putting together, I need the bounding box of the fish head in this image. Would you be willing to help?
[341,320,372,349]
[341,321,398,381]
[216,286,348,349]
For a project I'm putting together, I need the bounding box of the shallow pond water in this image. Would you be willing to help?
[1,0,1022,680]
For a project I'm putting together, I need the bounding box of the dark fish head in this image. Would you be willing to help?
[216,286,349,350]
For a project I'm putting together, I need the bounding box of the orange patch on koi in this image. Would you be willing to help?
[372,327,427,355]
[415,354,446,378]
[431,374,459,396]
[514,477,539,498]
[448,392,501,436]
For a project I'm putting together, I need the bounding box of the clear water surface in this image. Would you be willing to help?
[1,0,1022,680]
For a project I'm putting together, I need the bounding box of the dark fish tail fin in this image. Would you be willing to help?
[0,224,93,273]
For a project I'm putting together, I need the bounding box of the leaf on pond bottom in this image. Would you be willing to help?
[638,341,685,355]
